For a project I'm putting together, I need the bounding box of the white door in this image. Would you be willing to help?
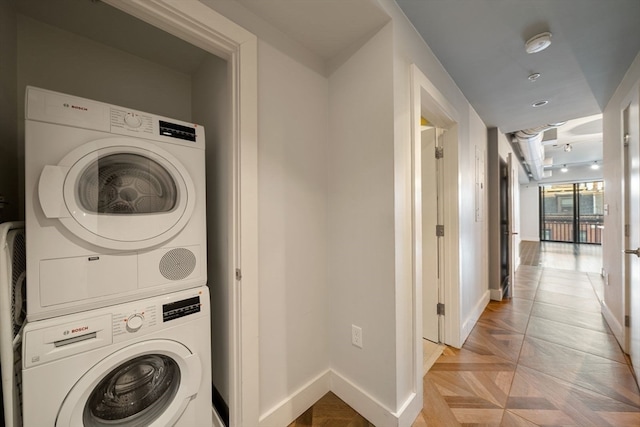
[507,153,517,297]
[422,125,438,342]
[422,125,446,343]
[623,89,640,380]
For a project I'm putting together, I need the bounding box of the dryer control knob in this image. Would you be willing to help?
[126,314,144,332]
[124,112,142,128]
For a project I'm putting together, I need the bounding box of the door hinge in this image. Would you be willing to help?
[436,225,445,237]
[235,268,242,280]
[437,303,445,316]
[435,147,444,159]
[625,315,630,327]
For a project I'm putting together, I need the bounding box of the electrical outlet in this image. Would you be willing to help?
[352,324,363,348]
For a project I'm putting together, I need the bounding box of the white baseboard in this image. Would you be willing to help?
[330,370,407,427]
[461,290,490,343]
[489,288,503,301]
[258,368,422,427]
[259,369,331,427]
[601,301,625,350]
[520,236,540,242]
[212,407,225,427]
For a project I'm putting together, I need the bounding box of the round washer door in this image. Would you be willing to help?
[38,137,196,251]
[56,340,202,427]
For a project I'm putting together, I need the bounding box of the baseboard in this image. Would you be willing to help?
[461,290,490,343]
[489,288,503,301]
[520,236,540,242]
[330,370,402,427]
[258,369,331,427]
[601,301,625,350]
[257,368,423,427]
[212,407,225,427]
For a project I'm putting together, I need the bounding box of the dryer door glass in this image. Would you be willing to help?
[83,354,181,426]
[77,153,178,214]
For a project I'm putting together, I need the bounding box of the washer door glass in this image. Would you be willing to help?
[77,153,177,214]
[83,354,180,426]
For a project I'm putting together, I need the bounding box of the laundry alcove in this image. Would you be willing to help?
[1,0,258,425]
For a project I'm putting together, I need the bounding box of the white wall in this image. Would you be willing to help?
[192,54,231,407]
[602,52,640,343]
[520,184,540,241]
[257,40,329,418]
[382,0,489,353]
[460,109,490,338]
[17,15,192,122]
[327,23,397,411]
[0,0,17,223]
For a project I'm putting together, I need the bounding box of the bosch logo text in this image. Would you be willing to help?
[63,103,88,111]
[71,326,89,333]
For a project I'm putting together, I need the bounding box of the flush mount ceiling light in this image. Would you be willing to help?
[564,143,572,152]
[525,31,552,54]
[591,161,600,170]
[532,100,549,107]
[561,165,568,173]
[528,72,541,82]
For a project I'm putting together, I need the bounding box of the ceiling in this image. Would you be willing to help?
[396,0,640,134]
[16,0,640,181]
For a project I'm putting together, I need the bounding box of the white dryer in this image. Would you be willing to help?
[21,286,212,427]
[25,87,207,320]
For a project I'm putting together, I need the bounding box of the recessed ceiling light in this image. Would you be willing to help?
[528,72,541,82]
[591,161,600,170]
[532,100,549,107]
[525,32,552,54]
[561,165,568,173]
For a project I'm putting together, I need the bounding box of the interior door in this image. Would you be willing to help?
[624,90,640,380]
[422,124,439,342]
[507,153,517,297]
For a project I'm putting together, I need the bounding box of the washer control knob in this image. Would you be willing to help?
[126,314,144,332]
[124,112,142,128]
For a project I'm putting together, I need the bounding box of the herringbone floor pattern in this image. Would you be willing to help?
[290,243,640,426]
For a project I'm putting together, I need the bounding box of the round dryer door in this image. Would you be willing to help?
[56,340,202,427]
[38,137,196,250]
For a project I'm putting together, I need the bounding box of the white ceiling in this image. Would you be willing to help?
[395,0,640,134]
[18,0,639,182]
[235,0,390,60]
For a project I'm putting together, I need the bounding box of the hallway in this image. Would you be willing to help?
[290,242,640,426]
[413,242,640,426]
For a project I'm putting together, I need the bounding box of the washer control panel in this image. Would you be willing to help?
[113,302,158,337]
[163,295,201,322]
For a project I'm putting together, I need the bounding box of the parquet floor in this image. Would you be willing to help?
[290,242,640,426]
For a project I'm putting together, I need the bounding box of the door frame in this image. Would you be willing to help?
[103,1,259,425]
[622,82,640,380]
[410,63,460,396]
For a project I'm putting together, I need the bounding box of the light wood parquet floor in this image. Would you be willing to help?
[290,242,640,426]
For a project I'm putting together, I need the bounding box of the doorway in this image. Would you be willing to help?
[499,158,510,297]
[411,64,461,404]
[539,182,604,244]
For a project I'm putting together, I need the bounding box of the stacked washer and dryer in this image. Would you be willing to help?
[21,87,213,427]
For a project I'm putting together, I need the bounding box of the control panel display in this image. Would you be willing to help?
[159,120,196,142]
[163,296,201,322]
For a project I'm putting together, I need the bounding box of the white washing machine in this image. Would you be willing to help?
[21,286,212,427]
[25,87,207,320]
